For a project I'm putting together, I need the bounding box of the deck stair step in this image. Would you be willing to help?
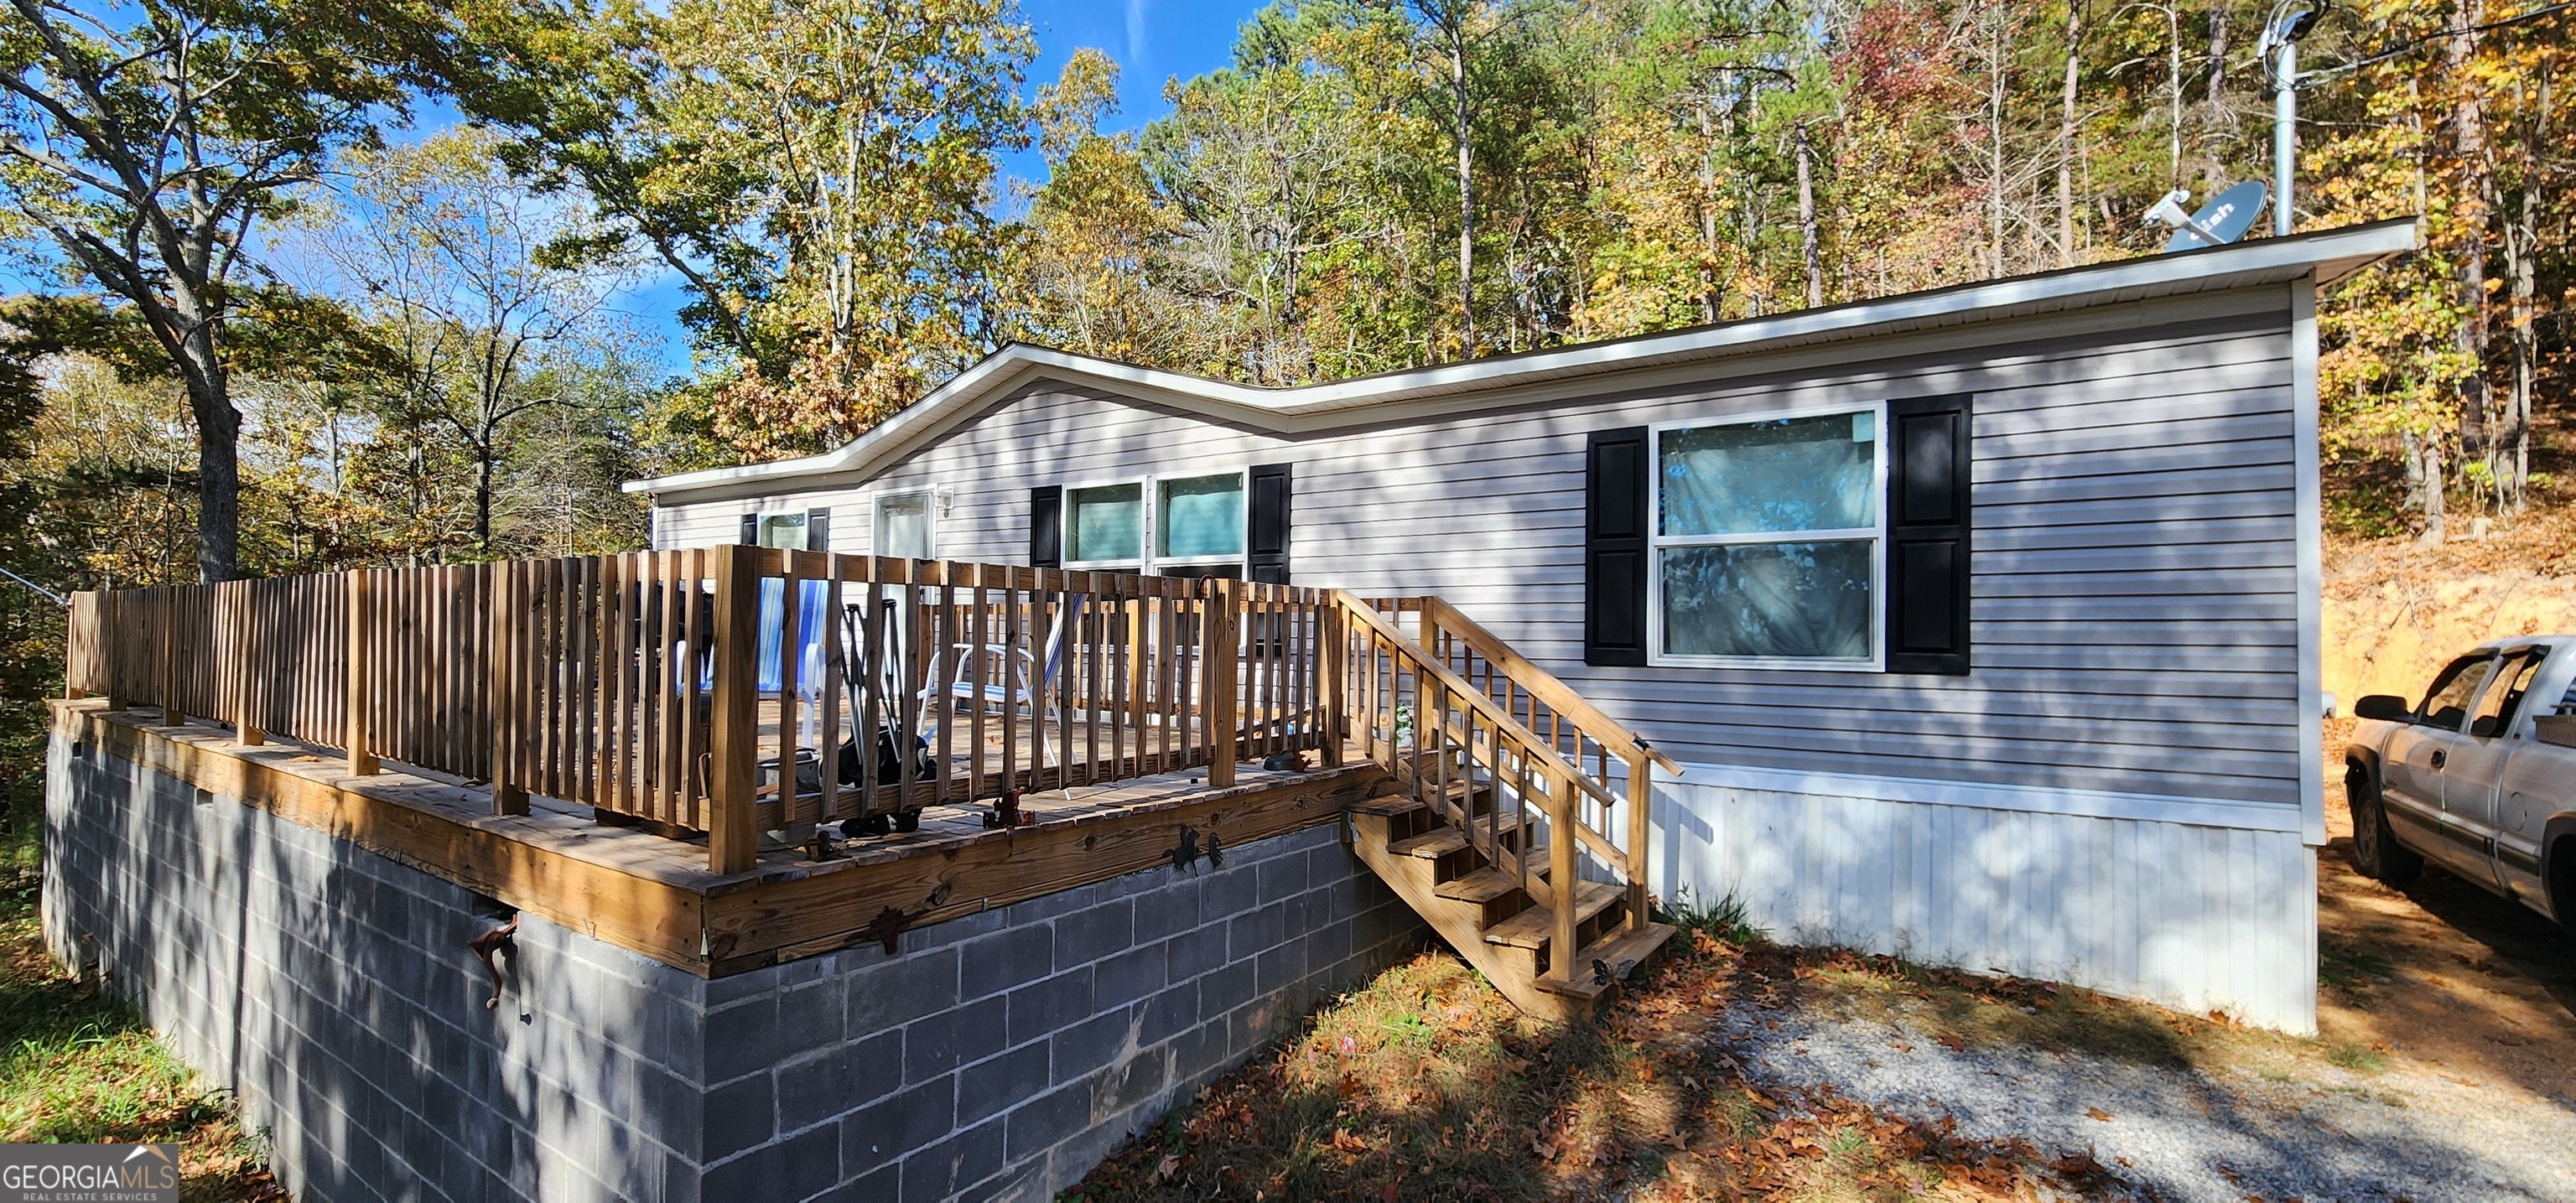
[1387,827,1470,859]
[1352,794,1430,817]
[1531,921,1680,1000]
[1482,880,1622,949]
[1432,865,1545,903]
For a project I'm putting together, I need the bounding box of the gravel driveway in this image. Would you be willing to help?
[1718,986,2576,1202]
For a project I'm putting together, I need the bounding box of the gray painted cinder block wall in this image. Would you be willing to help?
[43,730,1429,1203]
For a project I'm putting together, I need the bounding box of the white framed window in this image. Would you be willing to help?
[754,510,810,550]
[1648,404,1887,669]
[873,490,938,560]
[1063,469,1249,578]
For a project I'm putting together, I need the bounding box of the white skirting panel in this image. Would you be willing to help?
[1650,776,2319,1034]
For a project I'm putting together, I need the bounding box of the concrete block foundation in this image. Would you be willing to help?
[42,731,1428,1202]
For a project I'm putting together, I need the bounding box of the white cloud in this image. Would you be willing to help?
[1126,0,1148,65]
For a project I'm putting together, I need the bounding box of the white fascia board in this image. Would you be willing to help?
[626,219,2415,500]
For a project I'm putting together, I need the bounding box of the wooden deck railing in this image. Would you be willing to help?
[1342,594,1671,977]
[65,548,1335,873]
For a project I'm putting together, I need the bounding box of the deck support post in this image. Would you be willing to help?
[346,571,378,776]
[707,544,761,874]
[1550,770,1581,983]
[1624,749,1651,931]
[1203,579,1238,788]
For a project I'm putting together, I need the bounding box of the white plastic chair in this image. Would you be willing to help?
[921,594,1086,770]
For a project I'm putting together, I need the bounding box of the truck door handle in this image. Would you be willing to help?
[2430,749,2448,770]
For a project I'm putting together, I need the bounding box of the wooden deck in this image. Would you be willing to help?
[56,698,1381,977]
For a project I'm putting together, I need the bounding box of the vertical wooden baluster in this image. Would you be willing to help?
[1320,597,1346,767]
[1052,572,1076,789]
[1203,578,1237,789]
[657,552,683,822]
[895,557,922,815]
[682,551,708,827]
[932,560,954,806]
[630,557,653,817]
[856,568,885,822]
[490,563,525,815]
[1177,583,1199,774]
[1154,583,1174,775]
[1105,583,1124,780]
[818,555,845,823]
[158,587,182,727]
[347,571,377,775]
[1082,572,1100,785]
[965,564,988,803]
[776,550,805,823]
[1512,732,1533,895]
[625,552,648,815]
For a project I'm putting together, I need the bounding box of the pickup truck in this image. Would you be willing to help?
[2345,635,2576,929]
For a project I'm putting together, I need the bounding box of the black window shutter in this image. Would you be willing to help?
[1029,486,1063,568]
[1585,428,1650,666]
[739,513,759,545]
[805,506,831,552]
[1885,395,1974,676]
[1247,464,1292,584]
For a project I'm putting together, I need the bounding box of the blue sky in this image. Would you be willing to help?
[4,2,1268,376]
[613,0,1268,373]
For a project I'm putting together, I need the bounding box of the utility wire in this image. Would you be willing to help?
[2296,0,2576,88]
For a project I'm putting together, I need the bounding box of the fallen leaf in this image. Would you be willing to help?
[1156,1154,1179,1180]
[2085,1107,2113,1122]
[1935,1032,1969,1051]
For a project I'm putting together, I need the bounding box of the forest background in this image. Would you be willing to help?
[2,0,2568,860]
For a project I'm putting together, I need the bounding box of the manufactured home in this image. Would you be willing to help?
[631,220,2418,1034]
[44,219,2411,1203]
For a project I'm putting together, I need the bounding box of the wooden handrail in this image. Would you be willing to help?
[1332,594,1619,812]
[1336,589,1651,980]
[1406,594,1680,775]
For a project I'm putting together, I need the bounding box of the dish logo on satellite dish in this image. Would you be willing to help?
[0,1143,180,1200]
[2145,181,2271,251]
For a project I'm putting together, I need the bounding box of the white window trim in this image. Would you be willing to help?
[871,488,939,560]
[1645,402,1889,672]
[1062,468,1251,576]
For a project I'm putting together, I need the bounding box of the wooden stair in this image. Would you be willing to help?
[1349,791,1675,1021]
[1333,591,1682,1021]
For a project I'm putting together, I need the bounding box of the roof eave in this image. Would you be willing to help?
[626,218,2417,502]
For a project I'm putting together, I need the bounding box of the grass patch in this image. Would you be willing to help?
[0,879,284,1200]
[1072,935,2112,1201]
[1657,886,1762,946]
[2325,1043,2389,1074]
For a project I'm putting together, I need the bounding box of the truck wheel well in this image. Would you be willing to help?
[2551,833,2576,927]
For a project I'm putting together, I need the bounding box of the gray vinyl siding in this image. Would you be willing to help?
[655,284,2304,811]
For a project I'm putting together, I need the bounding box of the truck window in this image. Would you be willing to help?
[2417,653,2498,731]
[2467,651,2547,738]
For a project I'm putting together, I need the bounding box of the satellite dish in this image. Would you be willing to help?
[2148,181,2270,251]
